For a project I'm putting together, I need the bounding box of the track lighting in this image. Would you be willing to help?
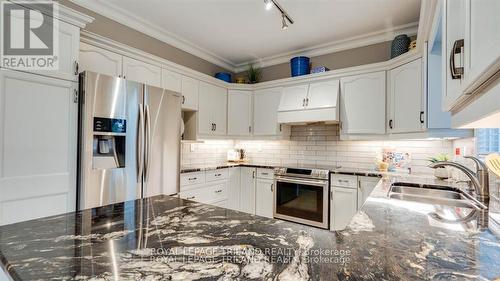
[281,14,288,30]
[264,0,294,30]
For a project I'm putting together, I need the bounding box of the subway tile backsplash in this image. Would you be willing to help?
[181,124,455,174]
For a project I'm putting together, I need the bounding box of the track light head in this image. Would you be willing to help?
[264,0,273,10]
[281,14,288,30]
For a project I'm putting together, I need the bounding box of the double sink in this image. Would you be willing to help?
[388,182,488,211]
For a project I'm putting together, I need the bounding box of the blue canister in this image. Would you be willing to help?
[290,56,310,77]
[215,72,232,83]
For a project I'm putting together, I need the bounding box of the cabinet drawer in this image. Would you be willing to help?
[180,172,205,187]
[179,183,227,203]
[256,168,274,179]
[331,174,358,189]
[206,169,229,182]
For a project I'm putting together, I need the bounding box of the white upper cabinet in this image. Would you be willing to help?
[279,84,309,111]
[340,71,386,134]
[162,68,182,93]
[122,56,162,88]
[443,0,467,109]
[79,42,122,77]
[198,81,227,136]
[388,58,424,133]
[228,90,253,136]
[181,76,199,111]
[467,0,500,87]
[37,21,80,81]
[253,88,283,136]
[307,80,339,109]
[0,69,78,225]
[442,0,500,111]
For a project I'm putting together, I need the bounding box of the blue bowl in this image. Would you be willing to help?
[290,56,310,77]
[215,72,232,83]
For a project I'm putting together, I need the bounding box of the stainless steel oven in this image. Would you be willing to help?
[274,167,330,229]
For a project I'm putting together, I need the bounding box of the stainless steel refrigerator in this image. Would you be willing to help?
[77,71,181,210]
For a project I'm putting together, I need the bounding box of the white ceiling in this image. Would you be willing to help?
[72,0,421,72]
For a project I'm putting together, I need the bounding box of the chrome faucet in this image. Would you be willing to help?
[429,156,489,204]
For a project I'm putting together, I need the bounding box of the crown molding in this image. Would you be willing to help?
[233,22,419,73]
[69,0,419,73]
[9,0,94,28]
[68,0,237,72]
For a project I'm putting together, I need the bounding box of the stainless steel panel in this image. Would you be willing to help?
[143,85,181,197]
[78,71,143,209]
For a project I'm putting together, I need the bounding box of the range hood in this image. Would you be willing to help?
[277,80,340,124]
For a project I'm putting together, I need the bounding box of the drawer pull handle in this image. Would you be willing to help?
[188,177,197,180]
[215,190,223,193]
[215,174,222,176]
[187,196,196,200]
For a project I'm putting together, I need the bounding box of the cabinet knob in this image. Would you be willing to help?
[187,196,196,200]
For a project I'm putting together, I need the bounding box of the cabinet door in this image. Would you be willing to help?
[122,56,162,87]
[211,85,228,136]
[228,90,253,136]
[388,59,424,133]
[468,0,500,86]
[331,186,358,231]
[0,69,77,225]
[443,0,467,109]
[79,42,122,78]
[255,179,274,218]
[227,168,241,211]
[162,68,182,93]
[357,176,379,209]
[240,168,256,214]
[253,88,283,136]
[181,76,199,111]
[35,21,80,81]
[340,71,386,134]
[307,80,339,109]
[197,81,214,135]
[279,84,309,111]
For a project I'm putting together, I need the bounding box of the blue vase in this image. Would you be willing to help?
[290,56,310,77]
[391,35,410,58]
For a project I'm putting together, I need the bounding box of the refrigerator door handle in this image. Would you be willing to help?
[144,104,152,182]
[137,103,145,182]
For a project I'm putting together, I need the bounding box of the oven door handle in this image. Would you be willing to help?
[275,176,328,186]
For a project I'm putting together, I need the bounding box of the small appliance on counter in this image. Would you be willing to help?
[227,149,247,163]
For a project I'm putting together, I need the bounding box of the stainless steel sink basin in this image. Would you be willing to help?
[388,182,487,210]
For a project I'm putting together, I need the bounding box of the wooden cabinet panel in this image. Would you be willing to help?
[79,42,122,78]
[253,88,283,136]
[240,167,256,214]
[330,186,358,231]
[122,56,162,87]
[0,70,77,225]
[388,59,424,133]
[228,90,252,136]
[340,72,386,134]
[181,76,199,111]
[255,178,274,218]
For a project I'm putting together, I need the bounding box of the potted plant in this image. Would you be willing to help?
[246,64,262,84]
[428,154,451,179]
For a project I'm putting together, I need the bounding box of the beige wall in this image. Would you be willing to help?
[60,0,233,76]
[236,41,392,82]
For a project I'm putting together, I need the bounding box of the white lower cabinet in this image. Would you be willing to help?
[0,69,78,225]
[255,173,274,218]
[330,186,358,231]
[357,176,380,209]
[227,167,241,211]
[240,167,257,214]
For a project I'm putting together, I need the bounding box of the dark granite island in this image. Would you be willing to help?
[1,175,500,280]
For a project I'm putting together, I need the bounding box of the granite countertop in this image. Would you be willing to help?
[1,174,500,280]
